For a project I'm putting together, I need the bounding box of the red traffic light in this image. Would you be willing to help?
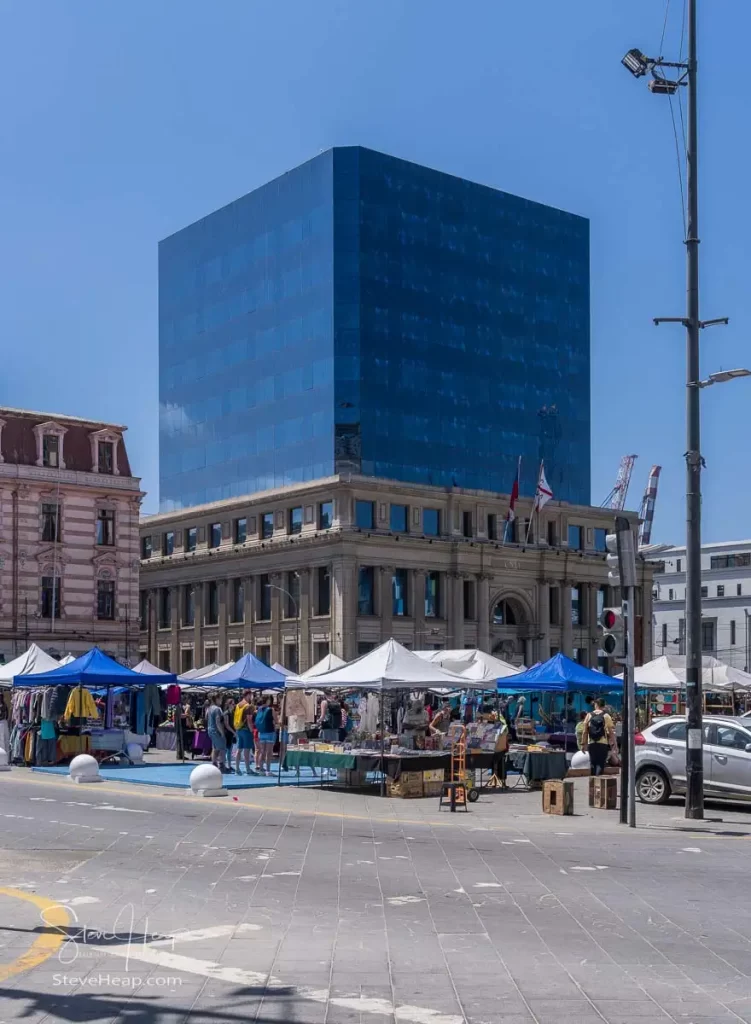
[602,609,617,629]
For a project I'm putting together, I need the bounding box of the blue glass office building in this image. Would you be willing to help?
[159,147,590,511]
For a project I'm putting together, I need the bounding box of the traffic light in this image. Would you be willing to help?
[600,606,625,659]
[605,531,620,581]
[605,516,638,587]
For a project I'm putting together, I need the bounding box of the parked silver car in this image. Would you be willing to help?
[635,715,751,804]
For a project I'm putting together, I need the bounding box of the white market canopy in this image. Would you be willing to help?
[300,653,346,680]
[0,644,61,687]
[623,654,751,692]
[415,648,523,683]
[132,658,172,676]
[177,662,233,683]
[287,638,471,691]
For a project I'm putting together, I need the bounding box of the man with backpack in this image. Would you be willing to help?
[582,698,615,777]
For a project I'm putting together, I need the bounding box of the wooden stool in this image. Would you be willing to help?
[542,779,574,816]
[439,781,468,812]
[589,775,618,809]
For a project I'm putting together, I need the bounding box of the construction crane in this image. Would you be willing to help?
[600,454,637,511]
[638,465,662,547]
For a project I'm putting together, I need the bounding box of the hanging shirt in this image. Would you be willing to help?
[63,686,99,723]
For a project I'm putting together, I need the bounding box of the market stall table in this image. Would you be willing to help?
[508,748,568,788]
[285,748,495,792]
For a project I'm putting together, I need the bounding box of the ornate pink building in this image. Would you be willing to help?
[0,408,143,662]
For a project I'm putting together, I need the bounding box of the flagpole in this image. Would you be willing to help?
[525,461,542,544]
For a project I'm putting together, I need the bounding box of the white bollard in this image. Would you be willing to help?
[69,753,103,784]
[0,747,11,772]
[189,763,227,798]
[570,750,591,771]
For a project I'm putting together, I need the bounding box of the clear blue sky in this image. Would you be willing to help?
[1,1,748,542]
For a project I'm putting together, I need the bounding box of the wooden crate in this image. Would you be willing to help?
[542,779,574,816]
[424,781,444,798]
[589,775,618,809]
[387,772,424,799]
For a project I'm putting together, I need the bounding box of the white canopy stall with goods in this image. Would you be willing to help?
[415,648,523,684]
[0,644,61,687]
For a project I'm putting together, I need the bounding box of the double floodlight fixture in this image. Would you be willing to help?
[621,47,687,93]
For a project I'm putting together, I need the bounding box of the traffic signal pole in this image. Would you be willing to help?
[625,584,636,827]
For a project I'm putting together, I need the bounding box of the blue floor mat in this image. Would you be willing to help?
[32,762,332,790]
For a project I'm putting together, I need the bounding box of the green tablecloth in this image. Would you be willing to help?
[285,750,357,770]
[509,749,568,782]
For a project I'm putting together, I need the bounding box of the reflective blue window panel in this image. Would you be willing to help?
[159,147,590,509]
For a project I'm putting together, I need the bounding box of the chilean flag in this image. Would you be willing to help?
[506,457,521,523]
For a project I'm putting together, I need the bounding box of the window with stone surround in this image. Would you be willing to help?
[96,508,115,546]
[97,579,115,620]
[41,502,61,543]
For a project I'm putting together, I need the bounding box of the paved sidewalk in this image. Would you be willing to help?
[3,770,751,1023]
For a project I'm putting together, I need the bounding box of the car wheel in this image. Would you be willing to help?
[636,767,671,805]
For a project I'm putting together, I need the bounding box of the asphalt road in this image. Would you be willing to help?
[2,772,751,1024]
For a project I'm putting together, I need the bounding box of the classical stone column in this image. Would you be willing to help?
[413,569,426,647]
[170,585,180,673]
[561,584,573,657]
[270,582,282,666]
[147,588,157,663]
[217,580,228,663]
[379,565,393,643]
[193,584,204,667]
[243,576,254,655]
[299,568,311,672]
[331,558,357,661]
[477,575,490,652]
[448,573,463,649]
[536,580,550,663]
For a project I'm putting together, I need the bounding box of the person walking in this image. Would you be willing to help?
[255,696,277,776]
[222,696,237,773]
[582,698,615,777]
[206,694,228,773]
[234,691,256,775]
[575,711,588,752]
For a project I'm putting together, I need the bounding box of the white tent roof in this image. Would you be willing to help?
[624,654,751,692]
[272,662,295,677]
[415,648,523,682]
[177,662,232,683]
[132,658,172,676]
[288,638,470,691]
[0,643,61,686]
[300,653,346,680]
[59,654,76,666]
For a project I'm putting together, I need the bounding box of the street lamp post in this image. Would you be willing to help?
[622,1,749,819]
[266,577,301,673]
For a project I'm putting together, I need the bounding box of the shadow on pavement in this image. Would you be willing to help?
[0,986,314,1024]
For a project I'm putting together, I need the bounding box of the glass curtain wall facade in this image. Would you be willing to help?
[159,153,335,511]
[159,147,590,510]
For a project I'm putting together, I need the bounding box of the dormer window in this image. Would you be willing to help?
[98,441,114,475]
[43,435,60,467]
[89,428,121,475]
[33,421,67,470]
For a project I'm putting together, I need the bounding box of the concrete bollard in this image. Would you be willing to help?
[189,763,228,798]
[69,753,103,784]
[0,747,11,772]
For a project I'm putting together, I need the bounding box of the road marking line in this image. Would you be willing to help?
[0,887,71,983]
[93,933,464,1023]
[150,924,262,946]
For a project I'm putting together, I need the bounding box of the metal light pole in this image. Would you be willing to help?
[622,2,746,819]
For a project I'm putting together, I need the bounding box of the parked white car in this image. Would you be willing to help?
[635,715,751,804]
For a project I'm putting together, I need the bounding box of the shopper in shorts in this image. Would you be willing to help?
[254,697,277,776]
[582,698,615,777]
[234,693,256,775]
[206,694,228,773]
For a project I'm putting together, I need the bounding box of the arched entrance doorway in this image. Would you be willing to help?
[490,593,531,666]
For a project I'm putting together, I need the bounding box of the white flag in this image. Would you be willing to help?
[534,463,553,510]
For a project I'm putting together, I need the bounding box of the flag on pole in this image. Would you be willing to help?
[506,457,521,523]
[533,461,553,510]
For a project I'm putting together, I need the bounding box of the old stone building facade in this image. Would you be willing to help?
[0,408,143,661]
[139,476,654,674]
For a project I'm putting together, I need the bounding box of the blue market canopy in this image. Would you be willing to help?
[498,653,622,694]
[206,654,286,689]
[13,647,176,688]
